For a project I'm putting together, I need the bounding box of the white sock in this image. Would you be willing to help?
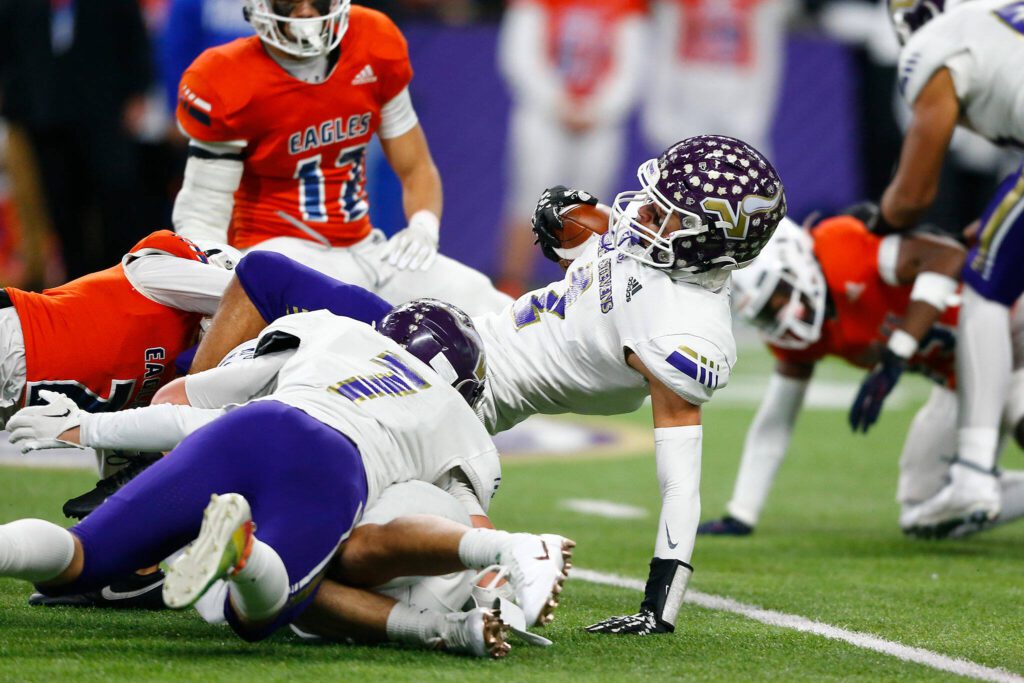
[958,427,1000,472]
[0,519,75,582]
[457,528,511,569]
[385,602,447,647]
[227,539,288,622]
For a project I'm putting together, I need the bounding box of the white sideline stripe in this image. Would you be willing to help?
[573,568,1024,683]
[561,498,648,519]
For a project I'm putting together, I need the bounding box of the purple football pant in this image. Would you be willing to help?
[49,400,368,640]
[964,162,1024,306]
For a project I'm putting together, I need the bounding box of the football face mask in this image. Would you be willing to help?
[245,0,350,58]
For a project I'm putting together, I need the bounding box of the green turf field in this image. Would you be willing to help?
[1,353,1022,681]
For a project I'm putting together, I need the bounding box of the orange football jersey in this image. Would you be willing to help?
[7,231,208,411]
[532,0,647,99]
[176,7,413,249]
[770,217,959,387]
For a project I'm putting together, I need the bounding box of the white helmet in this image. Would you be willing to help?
[731,218,827,349]
[244,0,351,58]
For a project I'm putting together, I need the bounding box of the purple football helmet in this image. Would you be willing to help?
[378,299,486,408]
[888,0,965,44]
[611,135,787,275]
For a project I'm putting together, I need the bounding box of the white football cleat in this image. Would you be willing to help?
[163,493,254,609]
[439,606,510,658]
[901,463,1000,539]
[500,533,574,627]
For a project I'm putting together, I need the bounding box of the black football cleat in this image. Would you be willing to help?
[696,515,753,536]
[63,452,162,520]
[29,570,166,610]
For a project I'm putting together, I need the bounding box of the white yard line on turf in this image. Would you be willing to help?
[561,499,648,519]
[573,568,1024,683]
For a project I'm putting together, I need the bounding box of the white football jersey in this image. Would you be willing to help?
[898,0,1024,147]
[473,234,736,434]
[250,311,501,510]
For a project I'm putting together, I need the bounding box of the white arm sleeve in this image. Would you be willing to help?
[726,373,809,526]
[497,2,563,115]
[172,140,245,243]
[185,349,293,408]
[652,425,702,565]
[588,15,646,124]
[122,254,232,315]
[79,404,225,451]
[378,87,419,140]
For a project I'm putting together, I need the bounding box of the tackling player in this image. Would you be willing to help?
[697,216,1024,539]
[172,0,510,316]
[1,302,571,654]
[854,0,1024,532]
[186,135,788,635]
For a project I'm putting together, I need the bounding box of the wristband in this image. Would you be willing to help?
[887,329,918,359]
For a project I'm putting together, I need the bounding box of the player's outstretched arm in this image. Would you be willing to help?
[587,352,701,636]
[379,124,443,271]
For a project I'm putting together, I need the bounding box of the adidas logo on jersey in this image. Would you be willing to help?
[351,65,378,85]
[626,277,643,302]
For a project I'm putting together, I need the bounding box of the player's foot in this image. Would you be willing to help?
[901,462,1000,539]
[163,493,254,609]
[696,515,753,536]
[438,605,511,658]
[62,452,162,520]
[29,569,166,610]
[500,533,574,627]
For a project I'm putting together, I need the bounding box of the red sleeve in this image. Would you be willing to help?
[175,51,246,143]
[367,11,414,103]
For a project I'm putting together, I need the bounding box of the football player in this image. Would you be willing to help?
[855,1,1024,532]
[185,135,788,635]
[172,0,510,316]
[1,301,571,654]
[697,216,1024,539]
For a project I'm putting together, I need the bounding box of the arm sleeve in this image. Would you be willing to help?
[377,87,419,140]
[172,142,245,243]
[235,251,393,324]
[184,349,292,408]
[123,254,233,314]
[497,2,563,115]
[652,425,702,564]
[587,14,646,124]
[726,373,809,526]
[79,404,225,452]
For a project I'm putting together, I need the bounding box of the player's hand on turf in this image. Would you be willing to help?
[532,185,599,263]
[380,210,439,271]
[585,609,670,635]
[7,390,84,453]
[849,348,905,433]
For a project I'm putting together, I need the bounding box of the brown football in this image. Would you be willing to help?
[556,202,611,249]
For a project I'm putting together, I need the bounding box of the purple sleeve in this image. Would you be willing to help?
[235,251,393,325]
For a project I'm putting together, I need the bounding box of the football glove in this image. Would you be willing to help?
[380,210,440,271]
[7,390,84,453]
[841,201,900,236]
[848,348,905,433]
[531,185,599,264]
[586,558,692,636]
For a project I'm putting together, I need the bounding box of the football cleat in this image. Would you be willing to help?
[697,515,753,536]
[63,452,162,520]
[901,462,1000,539]
[163,493,254,610]
[438,605,511,659]
[499,533,574,627]
[29,569,166,610]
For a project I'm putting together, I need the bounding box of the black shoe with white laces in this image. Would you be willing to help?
[29,570,166,610]
[62,452,162,520]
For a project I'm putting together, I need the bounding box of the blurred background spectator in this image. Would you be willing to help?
[0,0,1017,292]
[494,0,647,296]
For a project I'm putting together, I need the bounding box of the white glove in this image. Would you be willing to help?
[379,210,439,271]
[7,390,84,454]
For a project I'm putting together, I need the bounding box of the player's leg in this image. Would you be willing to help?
[572,120,628,210]
[897,386,959,512]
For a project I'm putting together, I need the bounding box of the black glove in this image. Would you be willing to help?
[586,558,691,635]
[849,347,906,433]
[841,201,900,236]
[531,185,599,263]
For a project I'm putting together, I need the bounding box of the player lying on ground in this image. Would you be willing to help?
[696,216,1024,539]
[853,0,1024,532]
[182,135,788,635]
[0,230,238,517]
[173,0,510,316]
[1,302,571,654]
